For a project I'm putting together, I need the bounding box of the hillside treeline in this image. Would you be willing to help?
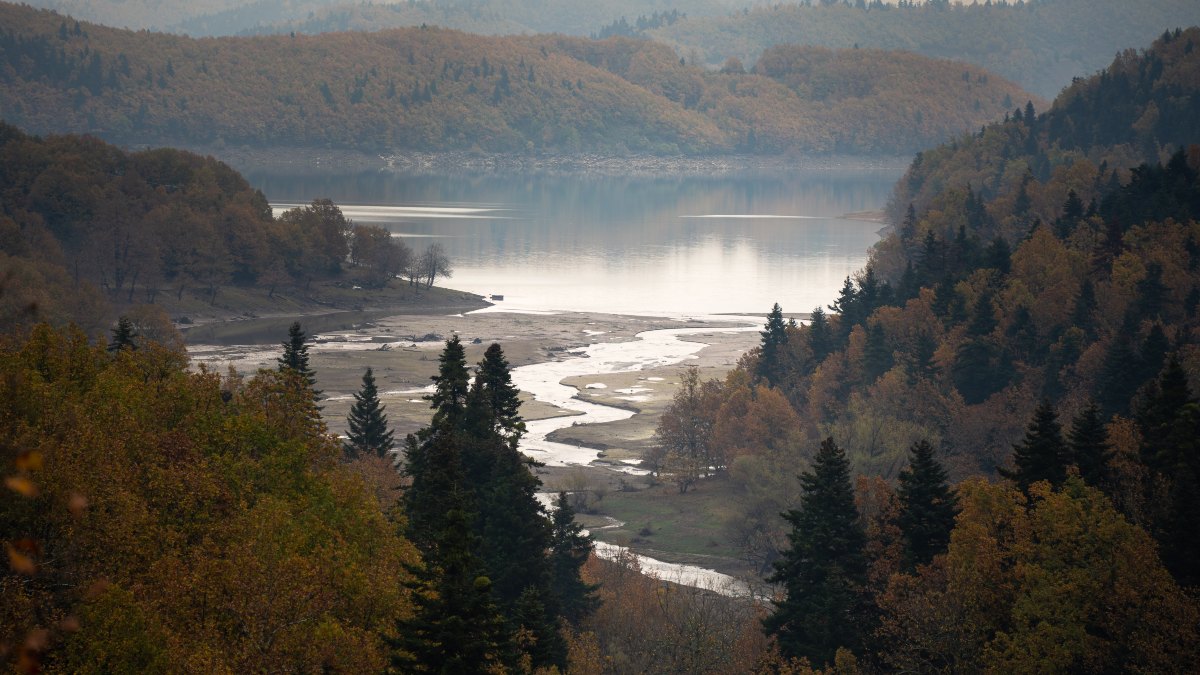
[0,122,445,335]
[0,2,1032,155]
[651,0,1200,99]
[650,27,1200,670]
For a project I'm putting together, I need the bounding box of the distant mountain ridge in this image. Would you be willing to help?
[0,2,1033,157]
[649,0,1200,99]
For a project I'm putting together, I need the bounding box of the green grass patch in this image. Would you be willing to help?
[588,477,750,576]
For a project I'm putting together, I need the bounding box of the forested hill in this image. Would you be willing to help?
[709,26,1200,482]
[650,0,1200,100]
[0,3,1033,156]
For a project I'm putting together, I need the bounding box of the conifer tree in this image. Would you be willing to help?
[1002,401,1068,492]
[393,486,510,674]
[1135,358,1200,586]
[807,306,833,364]
[344,367,394,459]
[278,321,319,395]
[765,437,868,666]
[830,277,861,340]
[428,335,470,428]
[548,491,599,625]
[107,316,138,352]
[757,303,789,386]
[470,343,525,447]
[896,440,958,568]
[1066,401,1110,486]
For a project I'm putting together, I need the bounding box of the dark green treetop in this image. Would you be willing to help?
[345,366,395,459]
[765,437,868,667]
[896,439,958,569]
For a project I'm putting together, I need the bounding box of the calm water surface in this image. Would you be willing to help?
[247,168,901,316]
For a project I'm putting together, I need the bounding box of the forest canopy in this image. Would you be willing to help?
[0,2,1033,156]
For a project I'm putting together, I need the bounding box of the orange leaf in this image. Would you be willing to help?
[4,476,37,497]
[14,450,43,472]
[5,543,36,575]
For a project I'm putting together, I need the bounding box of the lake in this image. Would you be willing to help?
[246,167,902,317]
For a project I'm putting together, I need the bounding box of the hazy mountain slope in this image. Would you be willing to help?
[649,0,1200,99]
[0,3,1033,156]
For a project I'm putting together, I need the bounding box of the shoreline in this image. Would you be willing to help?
[177,144,912,177]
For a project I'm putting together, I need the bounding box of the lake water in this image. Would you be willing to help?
[247,167,901,317]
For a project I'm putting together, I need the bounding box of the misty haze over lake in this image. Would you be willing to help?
[252,168,900,316]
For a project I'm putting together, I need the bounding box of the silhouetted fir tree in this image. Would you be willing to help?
[862,322,893,381]
[1140,323,1170,384]
[930,273,959,320]
[392,488,511,674]
[765,437,868,667]
[807,306,833,365]
[1097,316,1143,416]
[858,266,881,315]
[107,316,137,352]
[757,303,789,386]
[1066,401,1110,487]
[548,491,599,625]
[278,321,319,395]
[950,336,998,403]
[428,335,470,428]
[830,277,861,340]
[1001,401,1068,492]
[899,203,918,246]
[470,343,525,447]
[918,230,945,284]
[1135,358,1200,586]
[907,331,939,385]
[344,366,394,459]
[896,440,958,569]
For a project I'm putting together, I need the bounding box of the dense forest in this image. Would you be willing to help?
[652,0,1200,99]
[0,319,616,671]
[0,122,451,336]
[648,27,1200,669]
[0,2,1032,155]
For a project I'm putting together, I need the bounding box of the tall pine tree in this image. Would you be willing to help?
[548,491,599,625]
[344,366,395,459]
[896,440,958,569]
[107,316,138,352]
[757,303,789,386]
[1001,401,1068,493]
[278,321,319,395]
[765,437,868,666]
[1066,401,1110,487]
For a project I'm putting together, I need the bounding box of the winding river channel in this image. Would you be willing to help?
[507,314,760,597]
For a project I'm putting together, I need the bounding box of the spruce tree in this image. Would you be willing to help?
[1066,401,1110,486]
[278,321,319,394]
[471,343,525,447]
[896,440,958,568]
[757,303,789,386]
[829,277,861,340]
[807,306,833,365]
[428,335,470,428]
[393,486,510,674]
[1002,401,1068,492]
[1135,358,1200,586]
[107,316,138,352]
[548,491,599,625]
[765,437,868,666]
[344,367,395,459]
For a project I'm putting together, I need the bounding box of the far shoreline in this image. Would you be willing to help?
[169,144,913,177]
